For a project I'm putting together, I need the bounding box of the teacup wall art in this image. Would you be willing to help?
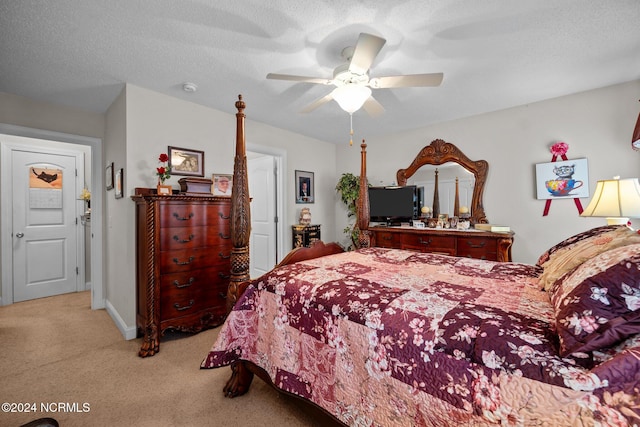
[535,158,589,200]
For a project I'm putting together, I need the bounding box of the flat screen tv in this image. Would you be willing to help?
[368,185,417,225]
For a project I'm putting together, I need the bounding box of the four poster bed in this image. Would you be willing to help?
[202,96,640,426]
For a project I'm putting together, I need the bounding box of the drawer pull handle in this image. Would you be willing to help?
[218,212,231,220]
[419,238,433,245]
[218,232,231,239]
[173,212,194,221]
[173,277,195,289]
[219,252,230,259]
[174,300,194,311]
[466,241,486,249]
[218,272,230,279]
[173,256,195,265]
[173,234,195,243]
[383,236,392,240]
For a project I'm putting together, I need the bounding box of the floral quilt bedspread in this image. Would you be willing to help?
[202,248,639,426]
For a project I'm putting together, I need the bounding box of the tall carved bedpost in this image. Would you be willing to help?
[227,95,251,312]
[356,141,370,248]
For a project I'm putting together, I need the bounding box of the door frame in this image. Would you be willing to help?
[0,124,104,309]
[247,143,286,264]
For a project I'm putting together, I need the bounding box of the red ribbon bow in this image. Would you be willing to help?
[543,142,583,216]
[550,142,568,156]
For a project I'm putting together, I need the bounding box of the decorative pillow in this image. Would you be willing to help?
[537,225,640,291]
[593,333,640,364]
[550,244,640,357]
[590,338,640,390]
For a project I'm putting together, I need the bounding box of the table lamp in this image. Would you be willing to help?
[580,177,640,225]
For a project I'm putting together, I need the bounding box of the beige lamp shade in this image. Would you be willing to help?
[581,177,640,225]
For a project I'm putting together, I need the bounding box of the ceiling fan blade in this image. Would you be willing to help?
[267,73,331,85]
[362,96,385,118]
[348,33,386,76]
[369,73,444,88]
[300,93,334,113]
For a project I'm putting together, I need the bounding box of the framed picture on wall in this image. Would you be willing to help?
[105,162,114,190]
[168,146,204,177]
[115,168,124,199]
[295,170,314,204]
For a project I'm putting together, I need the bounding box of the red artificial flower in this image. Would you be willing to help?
[155,153,172,183]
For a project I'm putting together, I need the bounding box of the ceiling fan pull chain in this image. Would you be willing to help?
[349,113,354,146]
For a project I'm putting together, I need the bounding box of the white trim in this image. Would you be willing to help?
[247,143,287,264]
[0,124,104,310]
[105,298,137,340]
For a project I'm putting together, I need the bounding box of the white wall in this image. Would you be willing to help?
[336,80,640,264]
[103,88,130,335]
[0,92,105,139]
[122,84,336,249]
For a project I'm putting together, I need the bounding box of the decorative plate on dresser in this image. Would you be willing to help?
[131,188,231,357]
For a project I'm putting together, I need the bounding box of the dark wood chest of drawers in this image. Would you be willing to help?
[132,190,232,357]
[370,226,514,262]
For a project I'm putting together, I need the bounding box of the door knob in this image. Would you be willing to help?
[16,232,24,238]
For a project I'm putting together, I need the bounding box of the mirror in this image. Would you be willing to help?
[396,139,488,224]
[407,163,475,218]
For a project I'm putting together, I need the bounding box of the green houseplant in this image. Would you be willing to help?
[335,173,360,250]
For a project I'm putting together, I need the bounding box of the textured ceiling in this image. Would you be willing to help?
[1,0,639,144]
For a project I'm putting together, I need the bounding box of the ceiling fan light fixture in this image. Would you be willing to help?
[331,85,371,114]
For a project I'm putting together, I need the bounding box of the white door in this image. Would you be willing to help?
[248,154,277,278]
[12,149,81,302]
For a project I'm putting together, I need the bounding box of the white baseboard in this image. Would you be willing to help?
[105,299,137,340]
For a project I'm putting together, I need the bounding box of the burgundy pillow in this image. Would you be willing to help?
[550,244,640,356]
[590,339,640,390]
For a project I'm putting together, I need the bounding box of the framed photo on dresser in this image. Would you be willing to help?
[212,174,232,196]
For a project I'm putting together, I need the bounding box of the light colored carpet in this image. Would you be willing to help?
[0,291,342,427]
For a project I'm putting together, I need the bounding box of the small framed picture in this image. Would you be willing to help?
[212,174,232,196]
[168,146,204,177]
[115,168,124,199]
[156,185,172,195]
[105,162,114,190]
[535,158,589,200]
[295,170,314,204]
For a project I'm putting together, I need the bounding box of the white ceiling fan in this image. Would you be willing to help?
[267,32,444,118]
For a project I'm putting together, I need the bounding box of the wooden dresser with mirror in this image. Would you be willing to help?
[366,139,514,262]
